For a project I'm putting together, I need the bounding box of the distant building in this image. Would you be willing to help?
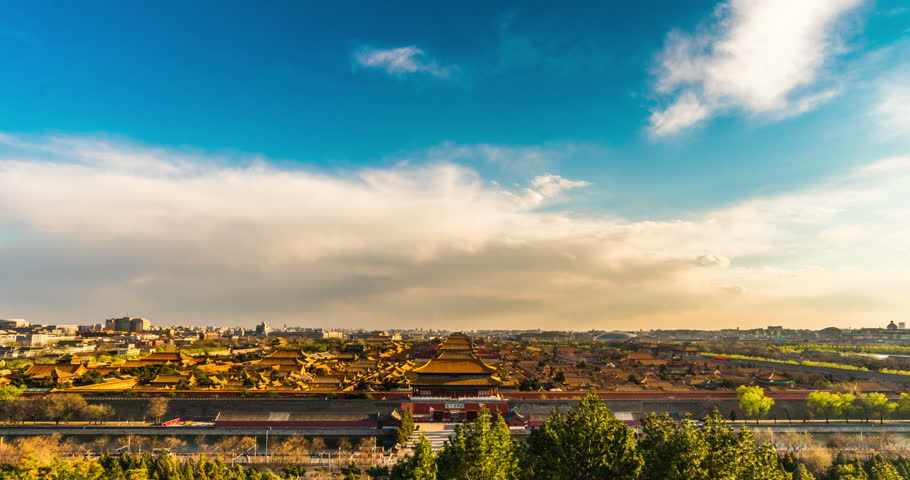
[594,331,637,342]
[130,317,150,332]
[286,329,345,340]
[255,322,270,337]
[16,333,49,346]
[50,325,79,335]
[887,321,899,331]
[105,317,150,333]
[518,331,571,342]
[0,319,30,329]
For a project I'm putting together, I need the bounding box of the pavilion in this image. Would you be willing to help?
[405,334,508,421]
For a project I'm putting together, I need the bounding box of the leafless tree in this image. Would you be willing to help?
[84,404,115,424]
[148,397,170,424]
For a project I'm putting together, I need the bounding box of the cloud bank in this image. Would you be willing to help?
[0,134,907,330]
[649,0,863,136]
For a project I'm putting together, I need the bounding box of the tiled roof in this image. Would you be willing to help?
[627,352,658,360]
[412,356,497,375]
[261,350,306,359]
[150,375,188,383]
[410,377,503,387]
[25,364,86,379]
[144,352,193,360]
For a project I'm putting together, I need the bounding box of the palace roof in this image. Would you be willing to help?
[409,376,503,387]
[24,363,87,380]
[412,355,497,375]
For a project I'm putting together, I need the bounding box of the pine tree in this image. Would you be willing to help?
[397,407,415,445]
[436,408,520,480]
[869,459,903,480]
[391,433,437,480]
[793,464,816,480]
[524,392,642,480]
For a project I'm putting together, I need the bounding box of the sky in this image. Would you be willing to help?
[1,0,909,331]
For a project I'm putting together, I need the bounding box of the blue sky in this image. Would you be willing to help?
[1,1,909,329]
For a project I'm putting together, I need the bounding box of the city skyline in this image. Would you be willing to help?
[1,1,909,330]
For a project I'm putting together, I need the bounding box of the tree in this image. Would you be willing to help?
[869,459,903,480]
[79,370,105,385]
[397,407,415,445]
[43,394,88,425]
[84,404,115,424]
[834,462,869,480]
[436,408,519,480]
[897,392,910,414]
[639,411,789,480]
[793,464,816,480]
[391,433,437,480]
[0,385,25,400]
[737,385,774,424]
[524,392,642,480]
[553,371,566,383]
[0,385,26,425]
[519,377,542,391]
[147,398,170,424]
[837,393,856,423]
[808,391,846,424]
[859,393,897,424]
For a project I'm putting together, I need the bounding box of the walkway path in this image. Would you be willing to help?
[412,423,459,451]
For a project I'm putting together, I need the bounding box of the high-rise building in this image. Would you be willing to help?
[0,319,30,329]
[255,322,270,337]
[130,317,150,332]
[105,317,151,333]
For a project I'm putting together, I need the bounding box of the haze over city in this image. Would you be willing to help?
[1,0,909,330]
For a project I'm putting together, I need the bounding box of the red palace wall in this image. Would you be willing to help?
[213,421,380,428]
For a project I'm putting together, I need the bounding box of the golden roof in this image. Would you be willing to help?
[410,377,503,387]
[412,356,497,375]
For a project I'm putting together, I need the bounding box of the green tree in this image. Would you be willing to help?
[897,392,910,414]
[639,410,789,480]
[837,393,856,423]
[793,463,816,480]
[869,459,903,480]
[524,392,642,480]
[436,408,519,480]
[858,393,897,424]
[737,385,774,424]
[639,414,708,480]
[391,433,437,480]
[397,407,415,445]
[808,391,846,424]
[553,371,566,383]
[834,461,869,480]
[79,370,105,385]
[0,384,25,400]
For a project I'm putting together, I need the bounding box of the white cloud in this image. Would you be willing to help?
[0,133,908,330]
[649,0,862,136]
[648,90,711,135]
[872,78,910,139]
[354,45,456,78]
